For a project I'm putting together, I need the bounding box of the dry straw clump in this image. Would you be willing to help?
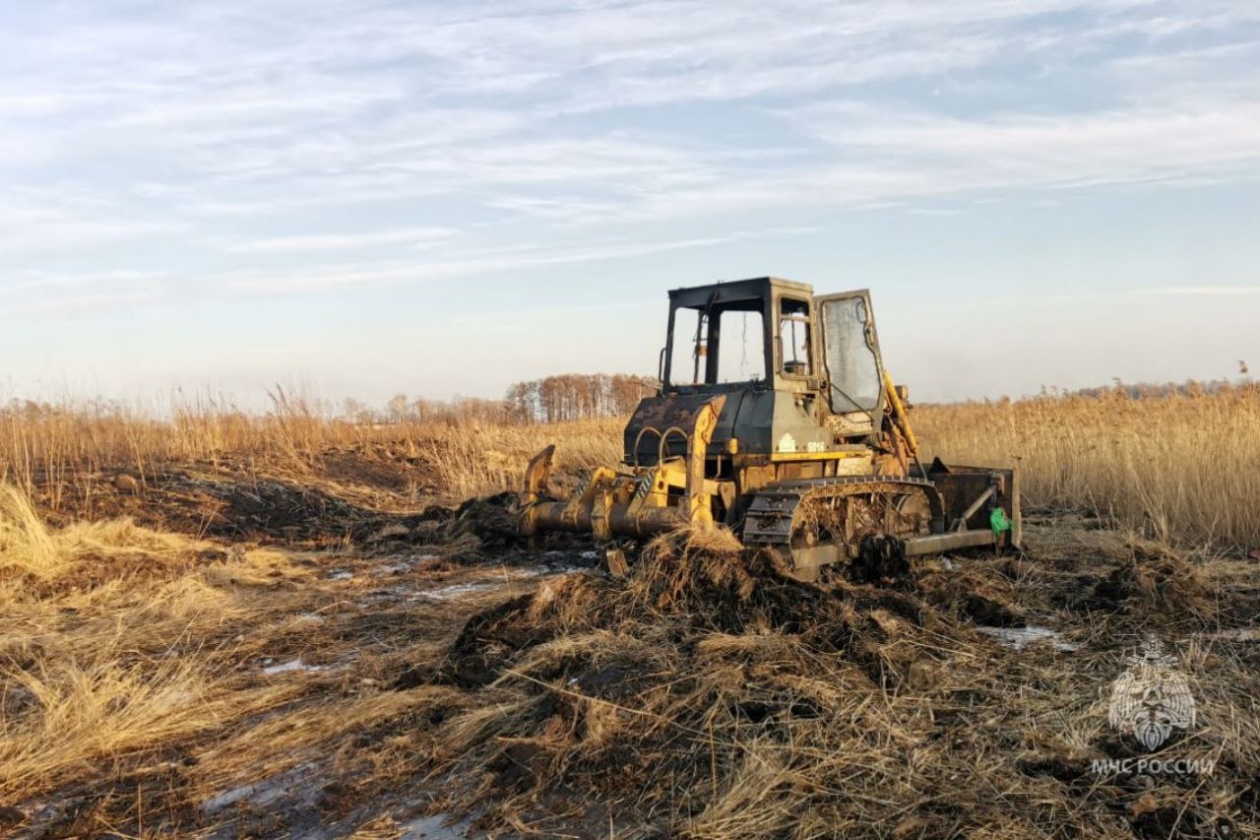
[0,484,64,579]
[0,484,311,808]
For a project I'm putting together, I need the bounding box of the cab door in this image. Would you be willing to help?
[814,289,886,429]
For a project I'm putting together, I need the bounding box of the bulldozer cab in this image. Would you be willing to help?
[661,278,780,391]
[660,278,887,422]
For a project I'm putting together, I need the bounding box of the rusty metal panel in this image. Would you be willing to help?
[668,277,813,310]
[928,464,1020,548]
[624,393,733,465]
[903,530,998,555]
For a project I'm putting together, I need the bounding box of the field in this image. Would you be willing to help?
[2,386,1259,839]
[913,385,1260,553]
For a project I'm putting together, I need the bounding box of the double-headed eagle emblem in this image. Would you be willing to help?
[1108,638,1196,750]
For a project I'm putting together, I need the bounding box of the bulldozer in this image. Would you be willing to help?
[518,277,1019,580]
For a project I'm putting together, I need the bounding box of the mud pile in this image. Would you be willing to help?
[414,528,1260,839]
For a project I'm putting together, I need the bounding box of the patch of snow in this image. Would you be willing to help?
[400,813,471,839]
[976,625,1079,652]
[262,658,328,676]
[1207,627,1260,642]
[202,763,314,814]
[329,570,354,581]
[509,566,547,578]
[364,586,412,603]
[512,564,587,579]
[203,782,261,813]
[411,582,494,601]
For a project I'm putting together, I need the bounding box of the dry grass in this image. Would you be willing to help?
[0,484,63,579]
[0,486,308,804]
[8,506,1243,837]
[5,385,1256,551]
[410,416,621,501]
[1,397,621,511]
[0,472,553,836]
[915,384,1260,551]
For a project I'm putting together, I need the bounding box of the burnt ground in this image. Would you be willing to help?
[4,451,1260,839]
[29,444,445,546]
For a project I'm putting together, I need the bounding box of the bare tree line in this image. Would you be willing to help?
[504,374,658,422]
[350,374,656,425]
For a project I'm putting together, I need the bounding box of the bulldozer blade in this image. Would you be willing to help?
[522,444,556,507]
[601,548,630,578]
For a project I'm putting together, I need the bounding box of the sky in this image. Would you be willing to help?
[2,0,1258,408]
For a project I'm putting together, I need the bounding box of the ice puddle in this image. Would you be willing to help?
[975,625,1079,652]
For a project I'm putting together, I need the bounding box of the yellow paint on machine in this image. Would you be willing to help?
[768,450,870,462]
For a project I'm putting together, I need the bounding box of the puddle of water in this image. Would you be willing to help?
[1208,627,1260,642]
[410,582,495,601]
[262,658,328,676]
[203,763,314,815]
[976,625,1079,652]
[329,570,354,581]
[359,562,591,608]
[511,564,587,578]
[399,813,471,839]
[364,586,411,603]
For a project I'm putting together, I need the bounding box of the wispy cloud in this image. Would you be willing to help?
[1140,286,1260,296]
[230,227,458,254]
[0,226,816,315]
[213,228,810,296]
[2,0,1259,330]
[790,98,1260,194]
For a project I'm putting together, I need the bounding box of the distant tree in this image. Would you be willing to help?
[342,397,374,424]
[387,393,410,424]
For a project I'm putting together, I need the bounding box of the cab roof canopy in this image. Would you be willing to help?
[668,277,815,310]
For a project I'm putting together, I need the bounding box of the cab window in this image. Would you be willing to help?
[779,298,812,377]
[821,295,881,411]
[668,305,766,385]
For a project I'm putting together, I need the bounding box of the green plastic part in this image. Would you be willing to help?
[990,507,1012,536]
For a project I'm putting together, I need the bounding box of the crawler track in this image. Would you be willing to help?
[741,475,945,578]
